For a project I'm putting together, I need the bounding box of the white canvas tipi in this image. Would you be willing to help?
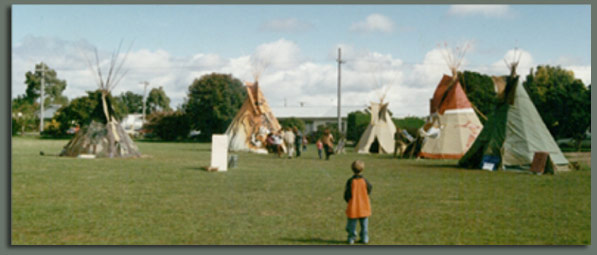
[355,100,397,154]
[419,44,483,159]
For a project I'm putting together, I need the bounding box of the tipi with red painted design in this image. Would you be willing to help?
[419,44,483,159]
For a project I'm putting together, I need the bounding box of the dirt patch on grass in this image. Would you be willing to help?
[564,152,591,167]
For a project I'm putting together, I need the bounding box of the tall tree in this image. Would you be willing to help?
[11,95,38,134]
[523,65,590,144]
[458,70,497,123]
[24,62,68,105]
[184,73,246,140]
[346,110,371,142]
[54,90,127,135]
[147,86,172,113]
[117,91,144,114]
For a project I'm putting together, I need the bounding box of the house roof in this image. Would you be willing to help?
[271,105,367,119]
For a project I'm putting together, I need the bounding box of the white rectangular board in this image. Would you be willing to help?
[210,134,228,172]
[482,162,495,171]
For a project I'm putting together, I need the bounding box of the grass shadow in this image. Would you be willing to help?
[181,166,227,173]
[279,237,347,245]
[179,148,211,152]
[409,163,460,169]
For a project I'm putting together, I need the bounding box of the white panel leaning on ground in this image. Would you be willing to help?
[211,134,229,172]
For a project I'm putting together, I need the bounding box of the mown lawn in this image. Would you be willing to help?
[11,136,591,245]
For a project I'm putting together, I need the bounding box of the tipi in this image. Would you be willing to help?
[225,80,282,154]
[355,99,397,154]
[419,44,483,159]
[60,43,141,158]
[459,49,569,172]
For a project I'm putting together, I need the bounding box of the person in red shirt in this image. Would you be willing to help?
[344,160,372,244]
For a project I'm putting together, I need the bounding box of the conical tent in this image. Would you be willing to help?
[355,102,397,154]
[459,54,569,171]
[61,120,141,158]
[60,42,141,158]
[225,81,282,153]
[419,75,483,159]
[458,78,569,171]
[419,43,483,159]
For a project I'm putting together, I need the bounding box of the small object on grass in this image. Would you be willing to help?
[228,154,238,168]
[202,166,219,172]
[77,154,96,159]
[39,151,44,156]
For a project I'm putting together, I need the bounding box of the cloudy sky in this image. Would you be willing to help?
[12,4,591,117]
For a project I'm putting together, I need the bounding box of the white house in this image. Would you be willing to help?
[120,114,144,135]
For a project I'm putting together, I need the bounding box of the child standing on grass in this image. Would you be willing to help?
[316,139,323,159]
[344,160,372,244]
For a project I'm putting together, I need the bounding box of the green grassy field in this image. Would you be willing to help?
[11,136,591,245]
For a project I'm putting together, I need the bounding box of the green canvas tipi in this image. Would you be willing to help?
[458,51,568,172]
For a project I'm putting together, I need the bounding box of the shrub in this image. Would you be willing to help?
[392,116,425,137]
[279,117,306,132]
[143,111,191,141]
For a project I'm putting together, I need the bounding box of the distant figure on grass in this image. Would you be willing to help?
[283,127,296,158]
[293,127,303,157]
[321,129,335,160]
[302,136,308,151]
[393,128,406,158]
[344,160,372,244]
[269,131,284,157]
[316,139,323,159]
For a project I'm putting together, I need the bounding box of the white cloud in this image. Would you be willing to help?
[486,48,535,76]
[566,65,591,85]
[21,36,584,120]
[350,14,395,34]
[260,18,313,33]
[251,39,303,76]
[448,5,511,18]
[9,36,460,118]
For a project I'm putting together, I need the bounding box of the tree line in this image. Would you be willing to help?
[12,62,591,148]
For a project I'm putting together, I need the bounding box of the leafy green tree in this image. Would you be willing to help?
[279,117,306,132]
[11,95,38,134]
[458,70,497,123]
[183,73,246,140]
[53,90,126,135]
[147,86,172,113]
[523,65,591,147]
[117,91,144,114]
[346,110,371,142]
[24,62,68,106]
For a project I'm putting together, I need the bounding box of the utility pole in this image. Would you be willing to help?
[37,64,46,133]
[336,48,345,134]
[140,81,150,123]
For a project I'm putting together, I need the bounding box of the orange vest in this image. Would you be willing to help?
[346,177,371,218]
